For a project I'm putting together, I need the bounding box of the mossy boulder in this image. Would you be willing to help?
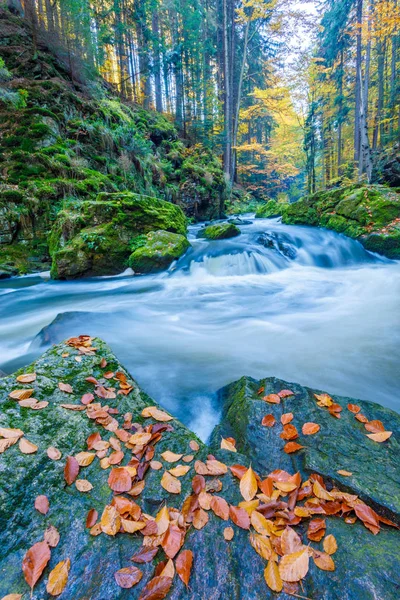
[281,184,400,258]
[255,200,283,219]
[198,222,240,240]
[0,340,399,599]
[128,230,190,274]
[49,194,188,279]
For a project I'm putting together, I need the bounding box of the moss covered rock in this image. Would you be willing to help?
[198,222,240,240]
[49,194,188,279]
[255,199,283,218]
[129,230,190,273]
[280,184,400,258]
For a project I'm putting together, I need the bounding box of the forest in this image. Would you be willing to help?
[0,1,400,599]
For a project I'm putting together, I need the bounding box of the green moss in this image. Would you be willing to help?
[255,200,284,218]
[198,222,241,240]
[128,230,190,273]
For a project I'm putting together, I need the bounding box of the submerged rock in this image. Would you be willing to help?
[49,193,188,279]
[198,222,241,240]
[129,230,190,273]
[0,341,399,599]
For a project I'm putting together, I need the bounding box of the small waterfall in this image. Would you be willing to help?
[188,250,287,278]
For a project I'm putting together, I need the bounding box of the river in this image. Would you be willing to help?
[1,216,399,439]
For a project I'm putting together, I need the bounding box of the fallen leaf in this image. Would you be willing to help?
[220,438,237,452]
[86,509,98,528]
[262,414,276,427]
[142,406,173,422]
[138,575,172,600]
[364,420,385,433]
[46,558,70,596]
[313,480,334,501]
[366,431,392,443]
[161,471,181,494]
[108,468,132,493]
[229,505,250,529]
[251,511,273,536]
[161,451,183,463]
[280,424,299,441]
[313,550,335,571]
[100,505,121,536]
[34,495,49,515]
[58,382,73,394]
[60,404,85,411]
[278,389,295,398]
[193,508,209,529]
[17,373,36,383]
[281,527,303,555]
[223,527,234,541]
[114,566,142,589]
[75,479,93,493]
[264,560,283,592]
[283,442,304,454]
[75,452,95,467]
[279,548,309,582]
[307,518,326,542]
[9,389,34,400]
[159,559,175,579]
[347,403,361,414]
[189,440,200,451]
[131,545,159,563]
[314,393,333,407]
[87,432,101,449]
[169,465,190,477]
[64,456,79,485]
[337,470,352,477]
[302,422,320,435]
[162,523,184,558]
[175,550,193,586]
[355,413,368,423]
[240,466,258,501]
[250,533,273,560]
[323,534,338,555]
[263,394,281,404]
[206,459,228,475]
[22,541,51,591]
[0,594,23,600]
[81,393,94,405]
[281,412,294,425]
[19,438,38,454]
[182,454,194,463]
[210,496,230,520]
[44,525,60,547]
[0,427,24,439]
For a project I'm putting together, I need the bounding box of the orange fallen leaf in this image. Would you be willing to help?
[141,406,173,422]
[189,440,200,451]
[193,508,209,530]
[175,550,193,586]
[364,420,385,433]
[168,465,190,477]
[58,382,73,394]
[229,505,250,529]
[16,373,36,383]
[75,479,93,493]
[283,442,304,454]
[75,452,95,467]
[22,540,51,592]
[337,470,352,477]
[220,438,237,452]
[366,431,392,443]
[108,468,132,493]
[9,389,34,400]
[280,424,299,441]
[19,438,38,454]
[100,505,121,536]
[160,471,181,494]
[138,575,172,600]
[161,451,183,463]
[239,466,258,501]
[347,403,361,414]
[313,550,335,571]
[34,495,49,515]
[114,566,143,589]
[250,533,273,560]
[323,534,338,555]
[44,525,60,547]
[278,389,295,398]
[355,413,368,423]
[223,526,234,541]
[64,456,79,485]
[46,558,70,596]
[281,527,303,555]
[263,394,281,404]
[281,412,294,425]
[302,422,320,435]
[262,414,276,427]
[210,496,229,520]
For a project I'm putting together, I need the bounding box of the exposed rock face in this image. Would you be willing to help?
[198,222,241,240]
[49,193,188,279]
[129,230,190,273]
[257,185,400,259]
[0,339,399,599]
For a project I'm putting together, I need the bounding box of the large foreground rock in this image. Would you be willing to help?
[49,192,188,279]
[0,341,399,599]
[256,184,400,258]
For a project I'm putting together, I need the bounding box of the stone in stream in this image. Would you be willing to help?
[0,340,399,599]
[128,230,191,273]
[197,222,241,240]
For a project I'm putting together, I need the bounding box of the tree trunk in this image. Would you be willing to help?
[222,0,232,178]
[152,10,163,112]
[354,0,363,167]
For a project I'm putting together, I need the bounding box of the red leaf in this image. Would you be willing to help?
[22,541,51,591]
[114,566,142,589]
[229,505,250,529]
[278,389,295,398]
[138,576,172,600]
[161,523,184,558]
[86,509,98,528]
[192,474,206,495]
[131,545,159,564]
[229,464,247,479]
[262,414,276,427]
[175,549,193,586]
[87,432,101,449]
[108,468,132,493]
[64,456,79,485]
[34,495,49,515]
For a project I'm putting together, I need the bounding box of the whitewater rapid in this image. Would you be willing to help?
[1,217,399,439]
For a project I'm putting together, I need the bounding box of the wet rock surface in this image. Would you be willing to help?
[0,341,399,599]
[197,222,241,240]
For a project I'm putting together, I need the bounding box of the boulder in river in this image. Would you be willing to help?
[0,338,399,599]
[129,230,191,273]
[49,192,188,279]
[198,222,240,240]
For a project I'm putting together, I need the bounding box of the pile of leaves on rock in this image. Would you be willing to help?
[0,336,397,599]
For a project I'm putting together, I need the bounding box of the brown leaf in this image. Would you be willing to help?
[193,508,209,529]
[22,541,51,591]
[307,518,326,542]
[9,388,34,400]
[354,502,380,534]
[162,523,184,558]
[210,496,229,520]
[283,442,304,454]
[366,431,392,443]
[263,394,281,404]
[355,413,369,423]
[264,560,283,592]
[64,456,79,485]
[229,505,250,529]
[108,468,132,493]
[302,422,320,435]
[142,406,173,422]
[160,471,181,494]
[87,432,101,449]
[100,505,121,536]
[223,527,234,541]
[229,464,248,479]
[75,479,93,493]
[347,403,361,414]
[279,548,309,582]
[114,566,143,589]
[161,451,183,462]
[131,545,159,564]
[58,382,73,394]
[44,525,60,548]
[46,558,70,596]
[47,447,62,460]
[192,474,206,495]
[313,550,335,571]
[138,576,172,600]
[323,534,338,555]
[364,420,385,433]
[262,414,276,427]
[34,495,49,515]
[281,412,294,425]
[81,393,94,405]
[281,527,303,555]
[17,373,36,383]
[239,466,258,501]
[19,438,38,454]
[176,550,193,586]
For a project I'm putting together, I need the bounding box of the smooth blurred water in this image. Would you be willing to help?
[1,216,399,440]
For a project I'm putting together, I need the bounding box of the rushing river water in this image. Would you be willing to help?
[1,217,400,439]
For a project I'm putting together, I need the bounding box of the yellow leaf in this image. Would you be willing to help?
[75,452,95,467]
[46,558,70,596]
[314,393,333,407]
[150,460,163,470]
[323,534,338,555]
[121,519,146,533]
[251,511,273,536]
[366,431,392,442]
[159,558,175,579]
[238,499,259,515]
[274,481,298,493]
[155,505,170,535]
[168,465,190,477]
[141,406,173,422]
[264,560,283,592]
[75,479,93,493]
[161,471,181,494]
[249,533,273,560]
[337,470,352,477]
[161,451,184,463]
[281,527,303,555]
[205,459,228,475]
[240,466,258,501]
[220,438,237,452]
[313,480,334,501]
[313,550,335,571]
[279,548,309,582]
[128,432,152,446]
[100,505,121,536]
